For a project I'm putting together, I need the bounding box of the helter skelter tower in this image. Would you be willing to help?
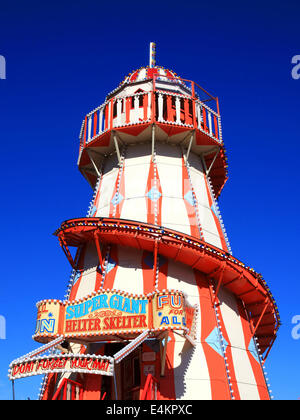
[12,44,280,400]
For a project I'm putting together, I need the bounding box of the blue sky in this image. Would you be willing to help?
[0,0,299,400]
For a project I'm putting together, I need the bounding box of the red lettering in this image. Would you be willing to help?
[65,320,72,332]
[94,318,101,331]
[117,317,122,328]
[87,319,94,331]
[104,317,110,329]
[139,315,147,328]
[124,316,132,328]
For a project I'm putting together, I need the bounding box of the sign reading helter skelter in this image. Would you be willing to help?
[34,288,197,342]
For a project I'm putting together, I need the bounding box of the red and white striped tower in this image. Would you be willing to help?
[39,44,280,400]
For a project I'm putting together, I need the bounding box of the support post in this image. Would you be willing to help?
[200,153,208,174]
[251,299,269,338]
[79,167,94,189]
[206,148,220,177]
[87,149,101,178]
[262,335,276,365]
[185,131,194,163]
[151,124,156,162]
[113,131,121,165]
[58,233,75,269]
[212,264,225,305]
[94,231,103,270]
[160,331,169,376]
[83,116,87,147]
[153,238,158,287]
[12,380,15,401]
[113,366,118,400]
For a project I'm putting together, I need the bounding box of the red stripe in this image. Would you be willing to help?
[157,257,168,290]
[182,157,200,238]
[145,157,162,225]
[236,300,270,400]
[203,175,228,251]
[165,69,175,80]
[147,68,158,79]
[129,70,139,82]
[69,247,86,300]
[93,176,103,212]
[158,331,176,400]
[94,243,109,291]
[194,271,231,400]
[109,162,125,218]
[213,292,241,399]
[142,251,154,294]
[102,245,118,290]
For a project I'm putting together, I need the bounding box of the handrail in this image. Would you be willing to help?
[79,87,222,151]
[141,374,159,400]
[52,378,83,400]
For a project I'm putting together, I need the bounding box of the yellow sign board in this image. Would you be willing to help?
[34,289,196,342]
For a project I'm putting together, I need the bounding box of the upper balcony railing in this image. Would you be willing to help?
[79,75,223,152]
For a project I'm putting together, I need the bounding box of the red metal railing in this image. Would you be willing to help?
[78,77,222,152]
[52,378,83,400]
[141,374,160,400]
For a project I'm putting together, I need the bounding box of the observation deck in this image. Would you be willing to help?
[77,70,228,198]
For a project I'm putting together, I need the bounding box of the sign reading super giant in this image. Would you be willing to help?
[34,289,196,342]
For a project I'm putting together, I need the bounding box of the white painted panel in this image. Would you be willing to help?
[218,287,246,349]
[230,348,260,400]
[161,197,190,236]
[166,260,199,301]
[187,152,204,174]
[156,144,183,198]
[136,68,146,81]
[165,263,211,399]
[201,228,223,250]
[188,167,208,207]
[119,146,150,223]
[121,197,148,223]
[96,204,110,218]
[96,168,119,216]
[197,203,223,249]
[125,143,152,166]
[173,338,212,400]
[218,287,260,400]
[234,383,261,401]
[112,247,144,294]
[188,158,223,248]
[156,142,183,162]
[75,243,98,299]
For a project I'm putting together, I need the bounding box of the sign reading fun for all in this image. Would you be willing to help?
[34,289,197,342]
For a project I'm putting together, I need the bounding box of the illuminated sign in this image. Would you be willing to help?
[9,354,114,380]
[34,289,197,342]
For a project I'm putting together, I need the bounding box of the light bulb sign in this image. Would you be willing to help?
[34,289,197,342]
[9,354,114,380]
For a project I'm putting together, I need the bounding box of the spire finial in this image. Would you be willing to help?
[149,42,156,68]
